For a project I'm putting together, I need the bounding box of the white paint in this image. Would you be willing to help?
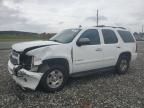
[12,40,60,52]
[8,26,137,90]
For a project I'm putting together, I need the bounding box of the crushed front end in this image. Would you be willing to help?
[8,50,43,90]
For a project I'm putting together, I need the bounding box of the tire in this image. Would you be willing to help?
[116,55,130,74]
[39,64,69,92]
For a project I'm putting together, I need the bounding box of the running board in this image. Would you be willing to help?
[70,66,115,77]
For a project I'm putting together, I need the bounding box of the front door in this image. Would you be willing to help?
[73,29,103,73]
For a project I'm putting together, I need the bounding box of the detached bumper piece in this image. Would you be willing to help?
[8,60,43,90]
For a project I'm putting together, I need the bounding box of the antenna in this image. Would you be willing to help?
[79,25,82,28]
[142,25,144,33]
[97,9,99,26]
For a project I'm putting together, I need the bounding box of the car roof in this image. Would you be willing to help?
[78,26,128,31]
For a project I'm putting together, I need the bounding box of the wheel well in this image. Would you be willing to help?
[119,52,131,61]
[42,58,69,73]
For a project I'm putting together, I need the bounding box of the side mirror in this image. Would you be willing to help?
[77,38,91,46]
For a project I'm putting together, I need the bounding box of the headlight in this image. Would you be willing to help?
[32,56,42,66]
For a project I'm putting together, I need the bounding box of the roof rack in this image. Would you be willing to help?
[94,25,126,29]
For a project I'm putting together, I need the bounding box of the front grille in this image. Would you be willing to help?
[20,54,32,70]
[10,50,32,70]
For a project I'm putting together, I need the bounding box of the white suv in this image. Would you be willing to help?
[8,26,137,92]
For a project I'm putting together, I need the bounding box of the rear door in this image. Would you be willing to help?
[101,29,120,67]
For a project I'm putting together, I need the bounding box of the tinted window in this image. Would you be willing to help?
[102,29,118,44]
[79,29,100,45]
[118,30,135,43]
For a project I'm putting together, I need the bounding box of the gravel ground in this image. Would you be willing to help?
[0,41,144,108]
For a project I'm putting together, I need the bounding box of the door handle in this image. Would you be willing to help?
[117,46,121,48]
[96,48,102,51]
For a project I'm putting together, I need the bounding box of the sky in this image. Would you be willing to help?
[0,0,144,33]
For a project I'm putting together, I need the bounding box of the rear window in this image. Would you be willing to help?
[118,30,135,43]
[102,29,118,44]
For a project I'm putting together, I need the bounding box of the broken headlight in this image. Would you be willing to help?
[30,56,42,72]
[32,56,42,66]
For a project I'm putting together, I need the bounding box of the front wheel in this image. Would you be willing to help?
[40,65,68,92]
[116,55,130,74]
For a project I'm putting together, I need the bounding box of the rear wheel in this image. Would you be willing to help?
[116,55,130,74]
[39,65,68,92]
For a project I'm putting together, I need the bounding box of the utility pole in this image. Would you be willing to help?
[97,9,99,26]
[142,25,144,33]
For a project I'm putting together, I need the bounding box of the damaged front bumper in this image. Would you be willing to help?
[8,60,43,90]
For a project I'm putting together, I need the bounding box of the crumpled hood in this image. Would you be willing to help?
[12,40,61,52]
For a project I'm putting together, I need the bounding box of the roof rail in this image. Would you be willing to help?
[94,25,126,29]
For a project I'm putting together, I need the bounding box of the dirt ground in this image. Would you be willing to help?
[0,41,144,108]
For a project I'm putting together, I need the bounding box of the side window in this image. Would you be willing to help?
[102,29,118,44]
[78,29,100,45]
[118,30,135,43]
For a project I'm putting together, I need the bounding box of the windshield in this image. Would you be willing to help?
[49,29,81,43]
